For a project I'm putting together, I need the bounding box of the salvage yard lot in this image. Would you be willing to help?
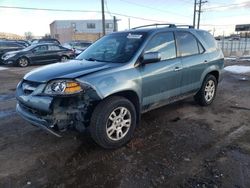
[0,61,250,187]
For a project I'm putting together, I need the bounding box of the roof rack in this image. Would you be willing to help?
[132,24,194,30]
[132,24,176,30]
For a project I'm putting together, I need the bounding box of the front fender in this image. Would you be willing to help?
[76,66,142,102]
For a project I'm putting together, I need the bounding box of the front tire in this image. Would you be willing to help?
[89,96,137,149]
[60,55,68,62]
[194,74,218,106]
[17,57,29,67]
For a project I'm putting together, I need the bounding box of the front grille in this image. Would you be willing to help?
[22,80,41,95]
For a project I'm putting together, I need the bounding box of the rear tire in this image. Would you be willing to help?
[89,96,137,149]
[17,57,29,67]
[194,74,218,106]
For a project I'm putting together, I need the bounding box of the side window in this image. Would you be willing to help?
[48,45,60,51]
[34,45,48,52]
[196,31,217,52]
[144,32,176,61]
[176,32,199,57]
[198,42,205,54]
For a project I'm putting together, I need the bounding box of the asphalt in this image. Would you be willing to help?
[0,60,250,188]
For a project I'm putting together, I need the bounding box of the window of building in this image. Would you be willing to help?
[105,23,113,29]
[87,23,96,29]
[144,32,177,61]
[176,31,199,57]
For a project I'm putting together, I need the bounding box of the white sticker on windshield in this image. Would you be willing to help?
[127,33,142,39]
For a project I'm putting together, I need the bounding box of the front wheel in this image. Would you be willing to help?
[17,57,29,67]
[89,96,137,149]
[194,74,218,106]
[60,55,68,62]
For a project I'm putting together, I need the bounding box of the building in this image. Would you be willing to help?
[0,32,24,40]
[50,19,117,43]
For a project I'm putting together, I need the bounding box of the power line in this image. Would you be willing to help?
[0,5,168,23]
[204,3,248,11]
[118,0,190,18]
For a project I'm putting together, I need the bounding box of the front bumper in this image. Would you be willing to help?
[16,103,62,137]
[16,80,93,136]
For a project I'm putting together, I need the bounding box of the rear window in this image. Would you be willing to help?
[196,30,217,52]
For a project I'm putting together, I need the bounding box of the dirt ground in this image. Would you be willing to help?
[0,60,250,188]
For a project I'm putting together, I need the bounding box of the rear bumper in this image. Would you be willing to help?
[16,103,62,137]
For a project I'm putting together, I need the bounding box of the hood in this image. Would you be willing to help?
[24,59,119,83]
[5,50,22,55]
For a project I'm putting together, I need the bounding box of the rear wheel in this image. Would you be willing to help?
[89,96,137,149]
[17,57,29,67]
[194,74,217,106]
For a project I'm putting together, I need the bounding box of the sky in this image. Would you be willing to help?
[0,0,250,37]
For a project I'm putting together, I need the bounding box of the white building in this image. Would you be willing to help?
[50,19,117,43]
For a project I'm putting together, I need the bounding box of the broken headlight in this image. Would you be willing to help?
[44,80,83,95]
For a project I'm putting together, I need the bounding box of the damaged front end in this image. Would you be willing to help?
[16,79,100,137]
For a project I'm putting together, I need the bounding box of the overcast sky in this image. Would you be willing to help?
[0,0,249,36]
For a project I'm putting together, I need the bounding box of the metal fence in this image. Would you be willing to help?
[217,38,250,57]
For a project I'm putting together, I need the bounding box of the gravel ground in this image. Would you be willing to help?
[0,60,250,188]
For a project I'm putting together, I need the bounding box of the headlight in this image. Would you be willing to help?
[44,80,83,95]
[2,53,16,60]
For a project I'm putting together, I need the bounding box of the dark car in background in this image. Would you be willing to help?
[0,41,26,63]
[2,43,75,67]
[63,41,92,55]
[32,38,60,45]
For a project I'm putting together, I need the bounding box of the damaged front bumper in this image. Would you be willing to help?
[16,80,98,137]
[16,103,62,137]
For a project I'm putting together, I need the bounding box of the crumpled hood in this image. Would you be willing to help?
[24,59,119,83]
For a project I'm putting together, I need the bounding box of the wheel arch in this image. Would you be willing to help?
[101,90,141,125]
[16,56,31,66]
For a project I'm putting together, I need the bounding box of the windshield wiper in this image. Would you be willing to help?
[84,57,113,63]
[85,57,100,62]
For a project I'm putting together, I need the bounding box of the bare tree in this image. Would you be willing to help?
[24,32,33,40]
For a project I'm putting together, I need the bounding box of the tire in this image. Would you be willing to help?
[17,57,29,67]
[194,74,218,106]
[89,96,137,149]
[60,55,68,62]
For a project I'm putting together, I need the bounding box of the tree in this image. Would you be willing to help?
[24,32,33,40]
[43,33,51,39]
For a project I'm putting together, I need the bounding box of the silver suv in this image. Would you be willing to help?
[16,24,224,149]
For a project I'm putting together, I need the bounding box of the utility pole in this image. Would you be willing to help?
[113,16,117,32]
[193,0,197,28]
[101,0,106,36]
[197,0,208,29]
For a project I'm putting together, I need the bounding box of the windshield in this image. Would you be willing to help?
[76,32,146,63]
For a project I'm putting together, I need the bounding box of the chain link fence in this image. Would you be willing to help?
[217,38,250,57]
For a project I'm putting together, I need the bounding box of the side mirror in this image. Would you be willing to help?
[142,52,161,64]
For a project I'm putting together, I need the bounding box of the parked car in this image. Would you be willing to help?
[0,41,26,63]
[63,41,92,55]
[2,43,75,67]
[32,38,60,45]
[16,24,224,148]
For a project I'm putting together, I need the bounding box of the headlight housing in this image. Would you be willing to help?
[44,80,83,95]
[2,53,16,60]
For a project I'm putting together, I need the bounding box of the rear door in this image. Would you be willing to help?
[30,45,49,63]
[175,31,208,94]
[140,32,182,109]
[47,45,63,61]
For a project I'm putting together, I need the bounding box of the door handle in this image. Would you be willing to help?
[174,67,182,71]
